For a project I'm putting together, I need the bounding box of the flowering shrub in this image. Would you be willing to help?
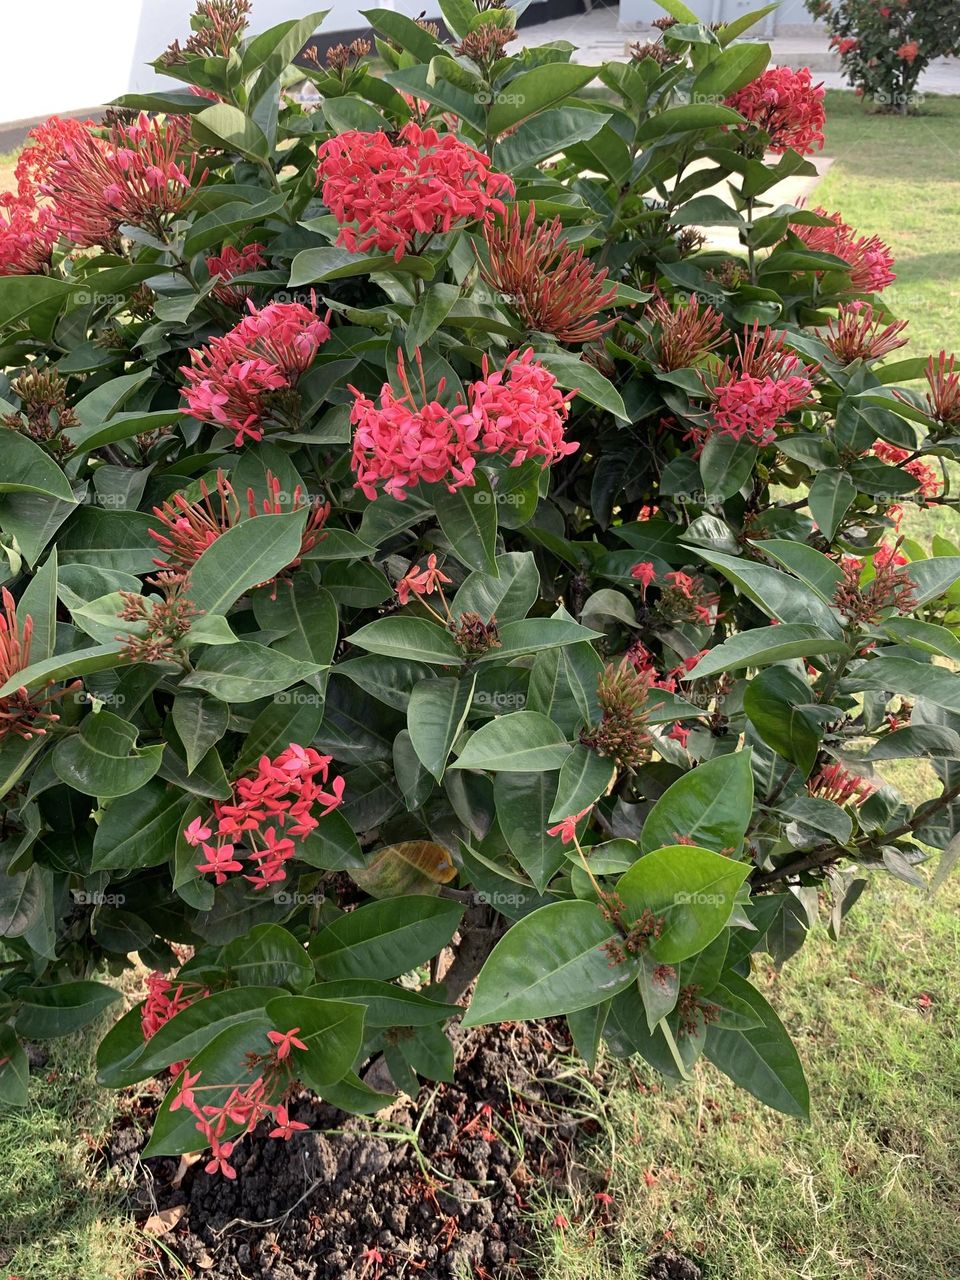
[805,0,960,110]
[1,0,960,1173]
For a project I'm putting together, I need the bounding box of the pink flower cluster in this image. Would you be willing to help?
[315,121,514,261]
[470,348,578,467]
[170,1027,310,1179]
[0,194,59,276]
[206,241,266,306]
[725,66,826,155]
[37,112,202,248]
[792,208,896,294]
[141,971,206,1076]
[184,743,345,890]
[350,347,577,502]
[180,299,331,445]
[708,324,816,445]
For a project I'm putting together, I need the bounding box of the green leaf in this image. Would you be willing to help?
[363,6,443,60]
[17,548,58,662]
[0,275,75,337]
[691,41,769,98]
[536,351,626,418]
[305,979,458,1026]
[853,655,960,713]
[52,711,164,798]
[493,106,609,171]
[641,752,754,855]
[192,102,270,161]
[265,994,365,1090]
[616,845,750,964]
[487,63,599,134]
[744,667,821,774]
[549,744,615,824]
[171,692,230,774]
[476,616,601,663]
[704,971,809,1118]
[452,552,540,624]
[243,10,329,103]
[406,281,461,351]
[434,472,499,574]
[135,986,286,1077]
[636,103,743,141]
[809,468,856,540]
[905,557,960,606]
[700,435,757,500]
[187,510,308,615]
[452,711,571,772]
[346,616,462,666]
[693,548,845,637]
[686,624,848,680]
[758,539,844,603]
[91,781,191,871]
[309,896,463,980]
[0,433,75,503]
[494,771,569,892]
[462,900,636,1026]
[289,246,436,286]
[15,980,120,1039]
[180,642,322,702]
[221,924,314,990]
[408,675,475,781]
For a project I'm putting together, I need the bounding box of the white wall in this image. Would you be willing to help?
[618,0,812,30]
[0,0,441,125]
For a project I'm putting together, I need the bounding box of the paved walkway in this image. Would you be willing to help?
[513,10,960,95]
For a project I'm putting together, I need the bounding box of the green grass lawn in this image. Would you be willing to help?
[1,91,959,1280]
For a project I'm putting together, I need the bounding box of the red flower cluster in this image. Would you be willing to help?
[0,195,59,276]
[647,293,724,371]
[792,208,896,294]
[469,348,578,467]
[0,588,68,741]
[725,66,826,154]
[39,112,202,248]
[708,324,815,445]
[180,299,332,445]
[184,744,345,890]
[141,971,206,1076]
[0,118,94,274]
[350,347,576,501]
[816,301,908,363]
[807,761,876,807]
[206,242,266,306]
[872,440,941,500]
[479,203,617,344]
[150,469,329,579]
[315,122,513,261]
[350,348,479,501]
[169,1024,309,1179]
[395,553,452,606]
[924,351,960,428]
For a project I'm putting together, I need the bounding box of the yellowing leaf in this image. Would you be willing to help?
[351,841,457,899]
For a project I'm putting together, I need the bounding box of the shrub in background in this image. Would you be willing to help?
[1,0,959,1171]
[806,0,960,111]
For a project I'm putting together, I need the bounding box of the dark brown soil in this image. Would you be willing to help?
[107,1021,591,1279]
